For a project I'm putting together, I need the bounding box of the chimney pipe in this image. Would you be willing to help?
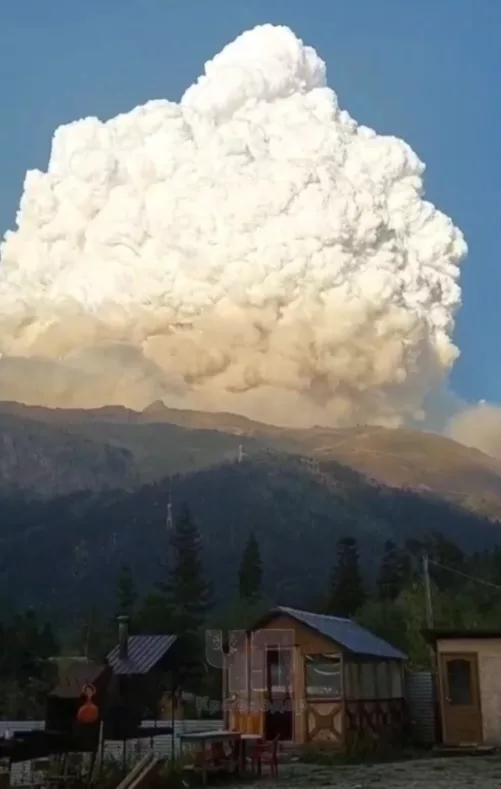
[118,615,129,660]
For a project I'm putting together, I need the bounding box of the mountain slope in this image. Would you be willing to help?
[0,413,138,496]
[1,401,501,517]
[0,452,499,617]
[137,404,501,511]
[0,405,266,497]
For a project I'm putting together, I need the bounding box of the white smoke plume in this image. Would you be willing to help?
[0,24,467,427]
[447,403,501,460]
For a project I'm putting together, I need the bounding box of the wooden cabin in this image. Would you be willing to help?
[224,606,407,752]
[427,629,501,747]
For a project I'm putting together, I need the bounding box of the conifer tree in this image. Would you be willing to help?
[377,540,410,601]
[327,536,366,617]
[162,504,213,636]
[238,532,262,601]
[115,563,139,622]
[136,588,174,636]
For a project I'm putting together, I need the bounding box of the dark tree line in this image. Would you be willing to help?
[7,505,501,716]
[316,531,501,666]
[111,514,501,672]
[0,611,58,718]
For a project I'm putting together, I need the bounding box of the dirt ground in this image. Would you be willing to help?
[241,755,501,788]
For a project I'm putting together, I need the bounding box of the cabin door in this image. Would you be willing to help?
[265,648,293,741]
[440,652,482,745]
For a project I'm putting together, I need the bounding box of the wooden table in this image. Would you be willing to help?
[179,730,241,785]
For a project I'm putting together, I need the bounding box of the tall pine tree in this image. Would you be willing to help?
[115,563,139,622]
[327,536,366,617]
[136,588,174,636]
[163,504,213,636]
[157,505,214,694]
[377,540,410,601]
[239,532,262,601]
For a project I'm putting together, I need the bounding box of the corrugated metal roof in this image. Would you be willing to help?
[275,606,407,660]
[107,635,178,675]
[49,661,109,698]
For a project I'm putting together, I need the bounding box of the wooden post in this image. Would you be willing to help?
[422,553,434,628]
[222,651,229,729]
[422,553,442,744]
[170,673,176,766]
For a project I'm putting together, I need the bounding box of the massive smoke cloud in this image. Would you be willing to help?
[447,404,501,460]
[0,24,467,427]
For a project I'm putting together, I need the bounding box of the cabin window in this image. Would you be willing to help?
[305,654,341,698]
[348,662,360,699]
[376,662,391,698]
[343,662,352,698]
[390,662,403,698]
[360,662,377,699]
[343,661,360,700]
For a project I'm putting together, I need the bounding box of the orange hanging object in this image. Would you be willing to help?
[76,683,99,724]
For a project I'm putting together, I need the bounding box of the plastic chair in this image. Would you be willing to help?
[251,735,280,777]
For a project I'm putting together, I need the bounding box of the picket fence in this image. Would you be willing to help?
[0,719,224,785]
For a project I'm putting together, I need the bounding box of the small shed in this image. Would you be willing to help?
[46,659,111,746]
[426,629,501,747]
[224,605,407,752]
[0,660,112,766]
[104,616,181,740]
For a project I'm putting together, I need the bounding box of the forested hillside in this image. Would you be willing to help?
[0,452,498,619]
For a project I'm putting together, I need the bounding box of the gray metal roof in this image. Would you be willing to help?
[276,606,407,660]
[107,635,178,675]
[49,661,110,698]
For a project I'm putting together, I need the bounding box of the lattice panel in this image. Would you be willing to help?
[306,701,343,744]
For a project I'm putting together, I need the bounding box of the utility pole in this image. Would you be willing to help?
[422,552,439,740]
[166,478,173,530]
[422,553,434,628]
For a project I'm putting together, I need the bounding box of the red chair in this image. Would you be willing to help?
[251,735,279,777]
[211,741,237,772]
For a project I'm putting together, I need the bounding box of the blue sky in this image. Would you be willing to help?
[0,0,499,405]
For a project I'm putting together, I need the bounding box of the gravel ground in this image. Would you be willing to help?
[234,756,501,788]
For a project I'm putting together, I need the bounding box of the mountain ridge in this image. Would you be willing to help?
[1,400,500,517]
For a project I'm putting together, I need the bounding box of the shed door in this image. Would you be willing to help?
[440,653,482,745]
